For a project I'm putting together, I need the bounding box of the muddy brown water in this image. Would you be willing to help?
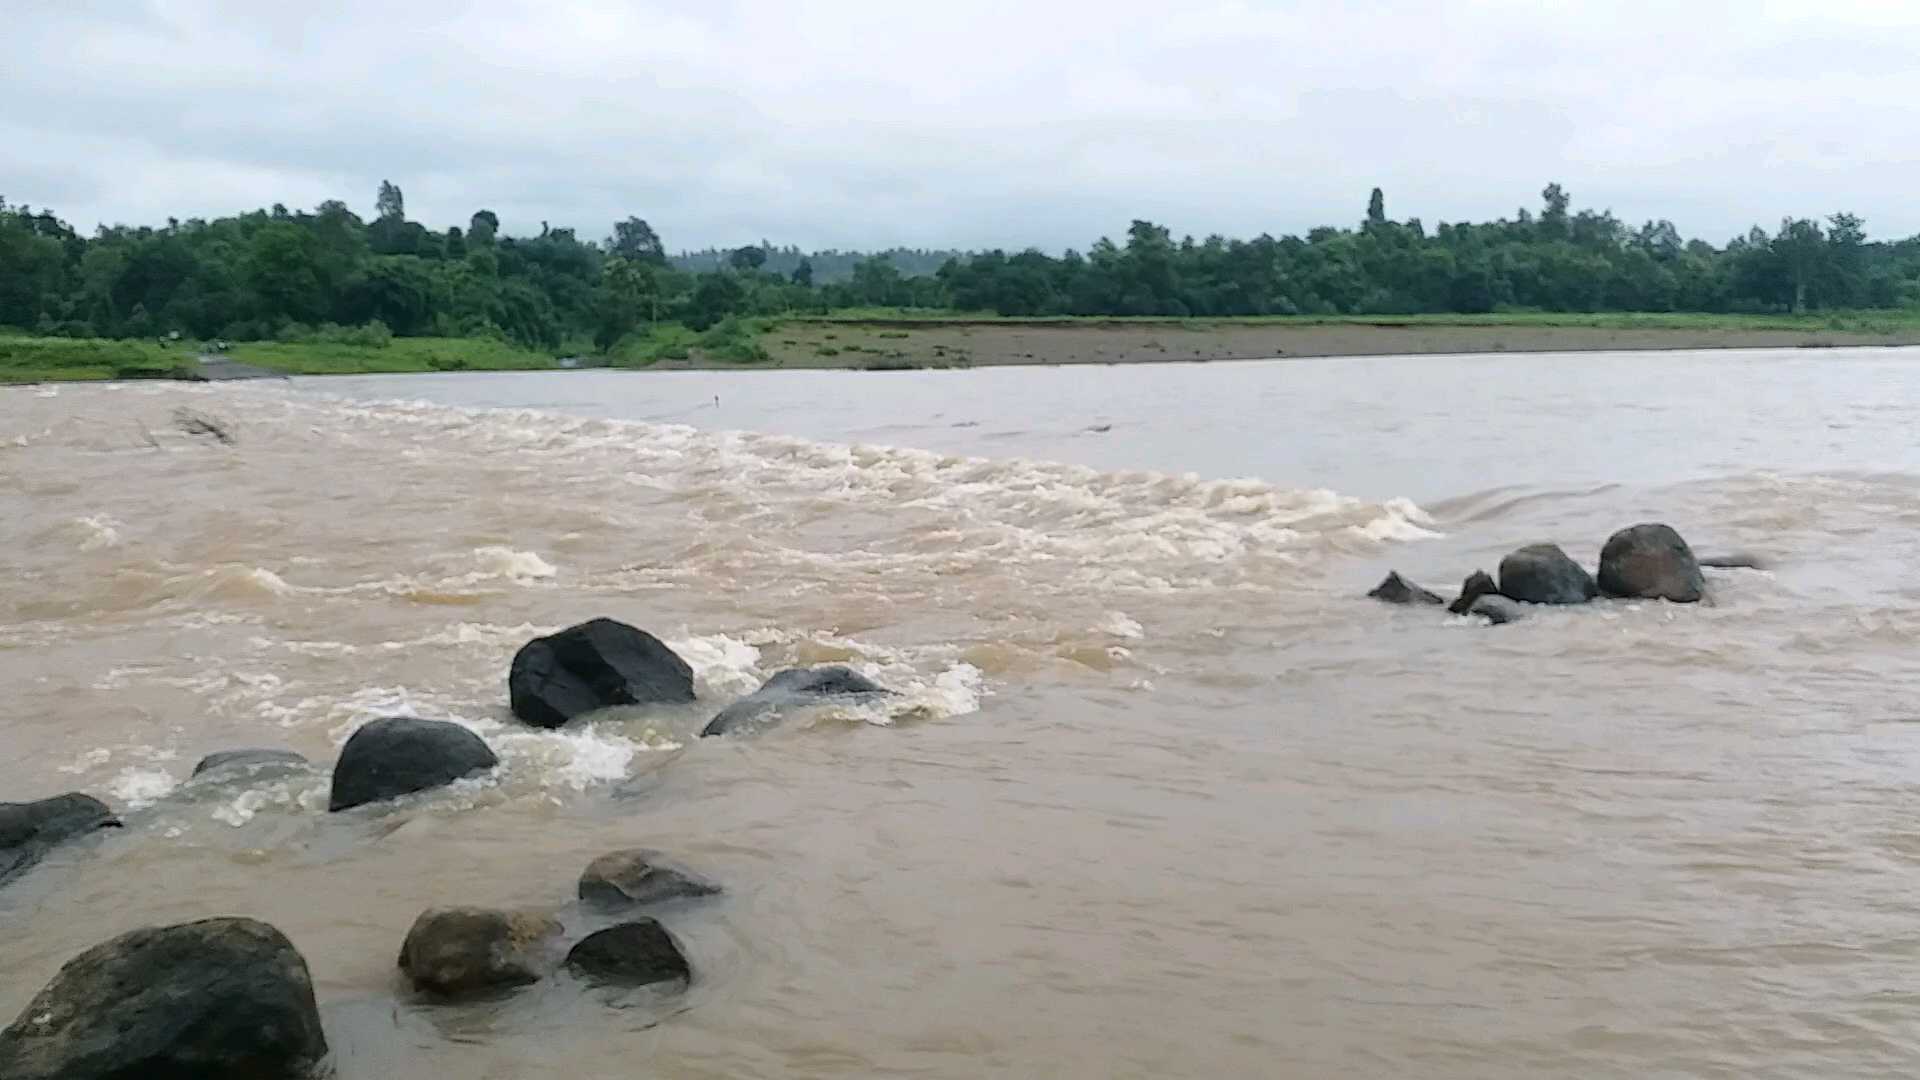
[6,349,1920,1077]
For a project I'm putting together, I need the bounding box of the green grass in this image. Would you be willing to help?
[0,336,187,382]
[0,333,568,383]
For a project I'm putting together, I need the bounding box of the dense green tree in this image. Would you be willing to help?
[608,216,666,265]
[686,271,746,330]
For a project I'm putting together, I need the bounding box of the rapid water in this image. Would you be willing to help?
[5,348,1920,1077]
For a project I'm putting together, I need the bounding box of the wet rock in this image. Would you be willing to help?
[700,666,892,737]
[328,717,499,812]
[398,907,565,997]
[1699,552,1767,570]
[509,617,697,729]
[1467,595,1524,625]
[1497,544,1597,605]
[191,748,310,779]
[565,919,691,986]
[1446,570,1500,615]
[1598,523,1706,603]
[1367,571,1444,606]
[579,849,721,909]
[0,793,119,888]
[0,916,327,1080]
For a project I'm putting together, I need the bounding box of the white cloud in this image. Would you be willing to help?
[7,0,1920,250]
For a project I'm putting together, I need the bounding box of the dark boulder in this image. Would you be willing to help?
[1597,523,1706,603]
[1367,571,1444,606]
[564,919,691,986]
[328,717,499,812]
[1446,570,1500,615]
[579,849,721,909]
[398,907,564,997]
[509,618,696,729]
[0,917,327,1080]
[190,748,310,779]
[700,666,892,737]
[1497,543,1597,605]
[0,793,119,888]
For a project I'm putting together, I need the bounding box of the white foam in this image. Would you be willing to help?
[484,721,681,791]
[669,633,768,698]
[209,778,326,826]
[74,515,123,551]
[108,767,178,809]
[466,546,557,582]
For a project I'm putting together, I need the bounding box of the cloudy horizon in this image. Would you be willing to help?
[8,0,1920,253]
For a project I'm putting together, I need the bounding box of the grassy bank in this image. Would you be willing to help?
[9,309,1920,383]
[0,334,567,383]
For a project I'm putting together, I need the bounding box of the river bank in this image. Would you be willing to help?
[710,314,1920,371]
[10,313,1920,382]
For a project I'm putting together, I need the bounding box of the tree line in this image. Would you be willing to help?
[3,181,1916,353]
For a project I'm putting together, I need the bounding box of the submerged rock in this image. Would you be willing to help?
[565,919,691,986]
[1446,570,1500,615]
[1598,523,1706,603]
[0,917,327,1080]
[398,907,565,997]
[190,748,310,780]
[0,793,119,889]
[700,666,892,737]
[1467,595,1524,625]
[509,617,697,729]
[328,717,498,812]
[1497,544,1597,605]
[1367,571,1444,606]
[579,849,721,909]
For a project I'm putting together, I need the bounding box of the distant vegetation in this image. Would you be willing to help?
[670,246,961,283]
[4,181,1919,365]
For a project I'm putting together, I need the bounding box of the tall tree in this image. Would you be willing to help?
[375,181,405,222]
[608,216,666,265]
[468,210,498,247]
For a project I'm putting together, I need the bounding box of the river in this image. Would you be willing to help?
[5,347,1920,1077]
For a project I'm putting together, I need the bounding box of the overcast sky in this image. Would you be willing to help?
[8,0,1919,252]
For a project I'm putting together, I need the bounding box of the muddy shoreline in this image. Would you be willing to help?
[659,321,1920,371]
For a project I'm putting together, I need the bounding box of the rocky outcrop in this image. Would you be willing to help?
[328,717,499,812]
[1597,523,1706,602]
[509,618,697,729]
[1367,571,1444,606]
[0,917,327,1080]
[190,748,310,779]
[398,907,564,997]
[700,666,891,737]
[1497,544,1597,605]
[579,850,721,909]
[0,793,119,888]
[565,919,691,986]
[1447,570,1500,615]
